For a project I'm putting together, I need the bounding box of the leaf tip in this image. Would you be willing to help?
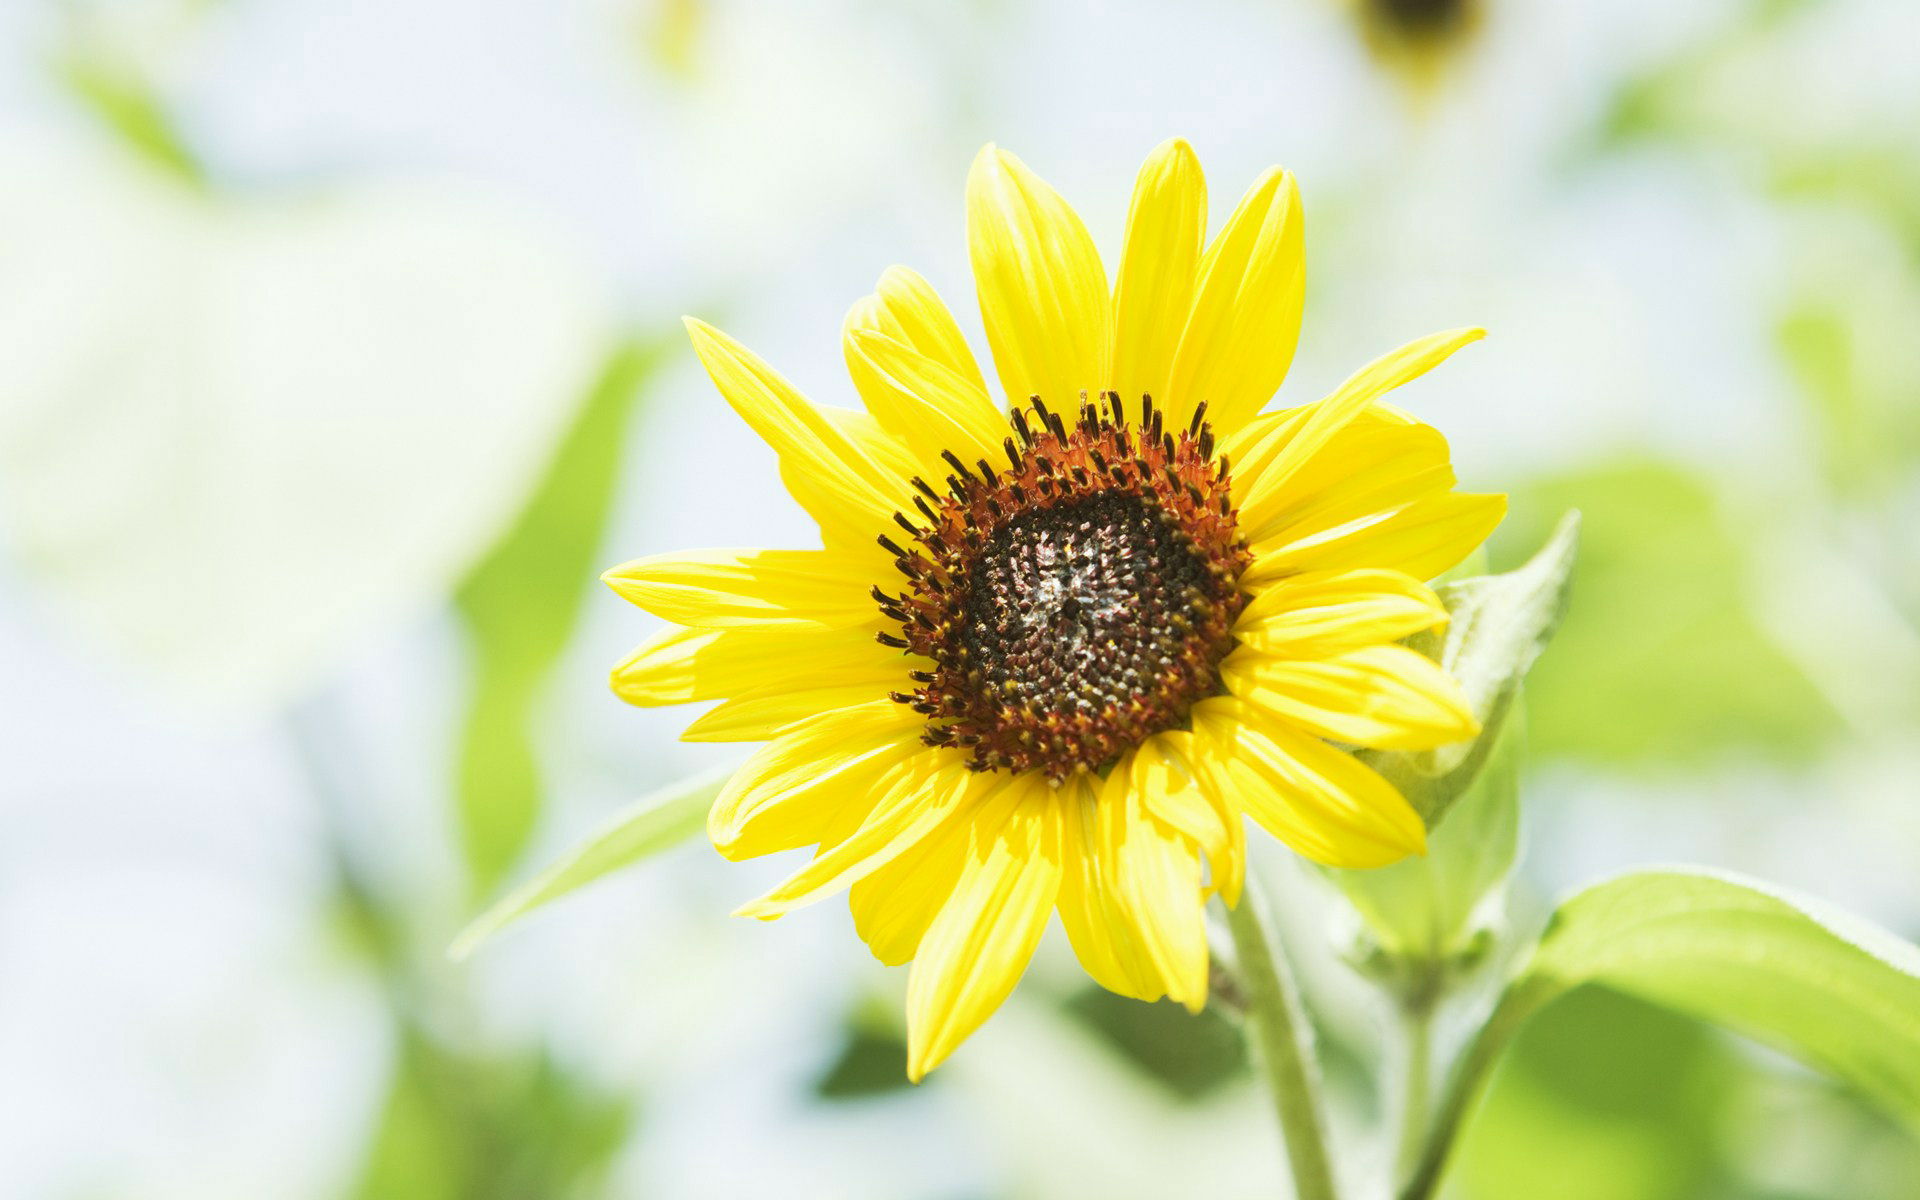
[446,921,490,964]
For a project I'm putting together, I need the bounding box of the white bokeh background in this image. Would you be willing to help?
[3,1,1917,1197]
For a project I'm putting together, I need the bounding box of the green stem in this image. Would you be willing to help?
[1224,887,1342,1200]
[1397,986,1544,1200]
[1392,996,1434,1187]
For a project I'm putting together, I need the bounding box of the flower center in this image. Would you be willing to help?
[1373,0,1468,35]
[875,394,1250,779]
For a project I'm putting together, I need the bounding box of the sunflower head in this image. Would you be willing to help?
[1352,0,1485,94]
[1372,0,1471,37]
[605,140,1503,1078]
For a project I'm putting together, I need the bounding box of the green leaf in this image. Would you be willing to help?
[352,1027,464,1200]
[1337,712,1521,971]
[0,136,610,711]
[1365,511,1579,831]
[1506,869,1920,1129]
[353,1024,633,1200]
[1334,517,1575,971]
[815,997,916,1101]
[1501,461,1838,767]
[449,767,729,961]
[453,338,665,896]
[1778,267,1920,502]
[58,55,202,185]
[1412,869,1920,1198]
[815,1027,914,1100]
[1454,989,1745,1200]
[1061,986,1248,1102]
[1592,0,1830,155]
[1456,984,1920,1200]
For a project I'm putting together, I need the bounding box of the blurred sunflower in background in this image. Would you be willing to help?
[604,140,1503,1078]
[1348,0,1485,94]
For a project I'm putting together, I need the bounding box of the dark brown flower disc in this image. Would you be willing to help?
[874,393,1251,779]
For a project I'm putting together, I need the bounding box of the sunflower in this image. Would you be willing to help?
[1348,0,1485,94]
[605,141,1503,1079]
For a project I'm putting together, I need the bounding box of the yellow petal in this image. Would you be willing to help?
[1191,698,1426,867]
[851,265,988,393]
[609,623,901,707]
[1224,643,1480,751]
[850,796,974,967]
[735,755,975,919]
[821,403,926,486]
[1164,168,1303,434]
[1056,772,1164,1002]
[601,547,881,629]
[1245,492,1507,584]
[1330,326,1486,409]
[1237,412,1456,546]
[1229,327,1484,527]
[706,700,924,859]
[1110,138,1205,411]
[1217,402,1307,477]
[1175,735,1249,907]
[906,777,1064,1079]
[685,318,907,547]
[680,679,899,741]
[1132,732,1238,904]
[814,765,893,852]
[967,145,1112,409]
[1101,766,1210,1011]
[844,327,1008,473]
[1234,568,1448,656]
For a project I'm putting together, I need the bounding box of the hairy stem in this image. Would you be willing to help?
[1224,887,1342,1200]
[1398,985,1544,1200]
[1393,996,1435,1188]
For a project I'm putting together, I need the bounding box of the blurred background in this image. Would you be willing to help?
[3,0,1918,1197]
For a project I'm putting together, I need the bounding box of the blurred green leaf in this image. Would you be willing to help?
[355,1028,464,1200]
[1780,304,1869,493]
[1771,148,1920,260]
[1496,869,1920,1132]
[814,1013,917,1098]
[354,1026,631,1200]
[58,56,201,184]
[1062,987,1247,1101]
[1724,1074,1920,1200]
[1778,284,1920,503]
[1500,461,1837,767]
[450,766,729,960]
[1594,0,1826,152]
[0,139,610,711]
[1456,989,1743,1200]
[453,339,664,896]
[1590,0,1920,258]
